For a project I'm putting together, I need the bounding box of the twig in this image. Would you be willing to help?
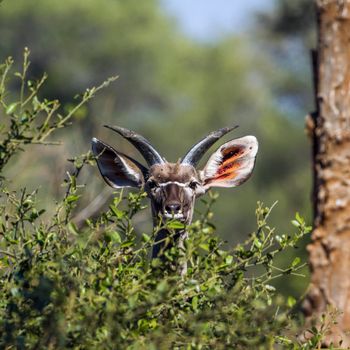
[0,249,17,259]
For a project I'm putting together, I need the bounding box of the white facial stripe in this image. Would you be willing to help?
[159,181,188,187]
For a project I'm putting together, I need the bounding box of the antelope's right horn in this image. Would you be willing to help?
[104,125,165,167]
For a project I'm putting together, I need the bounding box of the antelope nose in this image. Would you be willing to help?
[165,203,181,214]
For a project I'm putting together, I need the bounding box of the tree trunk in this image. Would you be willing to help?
[303,0,350,346]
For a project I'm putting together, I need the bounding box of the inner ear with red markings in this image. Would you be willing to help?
[92,138,147,189]
[200,136,258,190]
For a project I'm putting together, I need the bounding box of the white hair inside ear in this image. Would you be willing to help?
[92,138,146,189]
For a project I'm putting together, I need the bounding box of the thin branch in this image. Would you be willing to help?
[0,250,17,259]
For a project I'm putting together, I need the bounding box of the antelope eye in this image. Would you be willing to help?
[147,180,157,189]
[189,181,198,190]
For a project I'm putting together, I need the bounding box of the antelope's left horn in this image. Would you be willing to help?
[104,125,164,166]
[181,126,238,167]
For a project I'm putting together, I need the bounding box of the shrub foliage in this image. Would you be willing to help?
[0,52,328,349]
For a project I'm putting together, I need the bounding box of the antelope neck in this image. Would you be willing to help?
[151,227,187,259]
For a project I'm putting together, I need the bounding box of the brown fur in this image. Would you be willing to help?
[149,163,198,183]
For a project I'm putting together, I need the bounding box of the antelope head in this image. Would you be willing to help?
[92,125,258,257]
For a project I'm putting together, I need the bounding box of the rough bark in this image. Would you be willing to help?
[303,0,350,346]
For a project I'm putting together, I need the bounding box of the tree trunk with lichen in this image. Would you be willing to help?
[303,0,350,347]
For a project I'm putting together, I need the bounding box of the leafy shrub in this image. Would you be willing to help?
[0,51,326,349]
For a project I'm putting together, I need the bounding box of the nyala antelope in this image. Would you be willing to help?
[92,125,258,270]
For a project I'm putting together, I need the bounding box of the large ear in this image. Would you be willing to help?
[200,136,258,190]
[92,138,147,189]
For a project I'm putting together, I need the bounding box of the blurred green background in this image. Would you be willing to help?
[0,0,314,296]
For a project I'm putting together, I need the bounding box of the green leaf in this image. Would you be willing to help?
[66,194,80,203]
[167,220,185,229]
[265,284,276,292]
[109,231,121,243]
[291,220,300,228]
[225,255,233,265]
[156,280,168,293]
[6,102,19,115]
[287,296,296,308]
[199,243,209,251]
[295,212,303,223]
[121,240,134,248]
[192,296,198,311]
[253,238,262,249]
[291,256,301,267]
[142,233,150,242]
[110,205,125,219]
[68,222,79,235]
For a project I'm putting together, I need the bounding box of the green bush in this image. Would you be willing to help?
[0,52,328,350]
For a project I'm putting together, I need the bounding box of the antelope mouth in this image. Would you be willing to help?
[162,212,185,221]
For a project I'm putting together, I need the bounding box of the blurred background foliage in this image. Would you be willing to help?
[0,0,314,296]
